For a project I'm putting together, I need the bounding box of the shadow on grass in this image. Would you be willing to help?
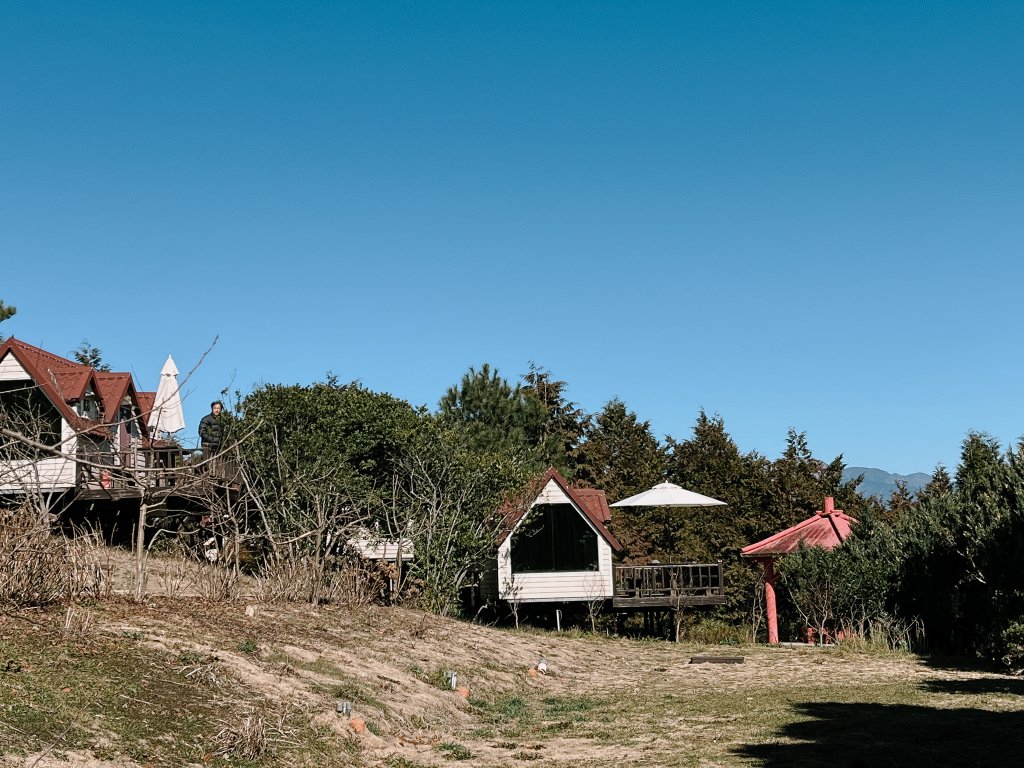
[733,702,1024,768]
[918,654,1002,674]
[923,677,1024,696]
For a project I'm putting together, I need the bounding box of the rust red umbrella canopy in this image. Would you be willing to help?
[741,497,857,644]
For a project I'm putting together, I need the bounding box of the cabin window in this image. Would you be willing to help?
[80,397,100,419]
[0,380,62,453]
[119,406,137,436]
[511,503,599,573]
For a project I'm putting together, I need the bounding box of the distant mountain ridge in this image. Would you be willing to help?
[842,466,932,501]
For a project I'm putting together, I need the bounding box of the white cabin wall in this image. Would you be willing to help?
[0,355,29,380]
[0,407,76,493]
[496,478,616,603]
[534,480,572,505]
[498,539,614,602]
[0,457,76,492]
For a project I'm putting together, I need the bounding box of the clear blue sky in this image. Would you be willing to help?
[3,2,1022,475]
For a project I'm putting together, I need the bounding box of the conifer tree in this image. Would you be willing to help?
[0,299,14,341]
[519,362,585,475]
[72,340,110,371]
[439,364,545,458]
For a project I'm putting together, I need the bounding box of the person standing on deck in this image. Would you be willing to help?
[199,400,225,455]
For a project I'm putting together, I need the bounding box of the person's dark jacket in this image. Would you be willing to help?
[199,413,224,451]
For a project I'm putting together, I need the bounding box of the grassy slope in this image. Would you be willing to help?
[3,596,1024,767]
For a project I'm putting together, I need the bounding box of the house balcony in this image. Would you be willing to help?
[74,448,240,499]
[611,562,725,609]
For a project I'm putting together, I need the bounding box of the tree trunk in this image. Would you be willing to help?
[134,501,147,601]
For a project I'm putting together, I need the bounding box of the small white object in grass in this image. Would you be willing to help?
[537,658,548,675]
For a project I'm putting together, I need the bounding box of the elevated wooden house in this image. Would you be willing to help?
[0,338,156,494]
[0,337,192,501]
[481,467,622,605]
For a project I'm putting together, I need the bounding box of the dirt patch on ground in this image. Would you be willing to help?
[4,553,1023,767]
[84,598,1023,767]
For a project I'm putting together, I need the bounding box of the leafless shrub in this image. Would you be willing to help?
[178,652,224,689]
[836,614,924,653]
[60,605,93,639]
[254,554,387,606]
[153,553,201,598]
[196,560,244,601]
[0,501,106,606]
[212,709,290,761]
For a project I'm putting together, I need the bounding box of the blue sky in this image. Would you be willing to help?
[2,2,1022,475]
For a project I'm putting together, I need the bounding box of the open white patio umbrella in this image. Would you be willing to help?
[611,482,727,569]
[147,355,186,436]
[610,482,726,508]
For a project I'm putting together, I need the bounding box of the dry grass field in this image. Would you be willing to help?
[2,552,1024,767]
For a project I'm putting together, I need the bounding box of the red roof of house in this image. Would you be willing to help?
[740,497,857,559]
[0,337,147,437]
[500,467,622,553]
[52,367,93,401]
[94,372,144,426]
[136,391,156,422]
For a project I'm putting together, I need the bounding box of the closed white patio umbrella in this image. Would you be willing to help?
[147,355,186,436]
[610,482,725,508]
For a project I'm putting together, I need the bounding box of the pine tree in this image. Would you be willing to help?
[72,340,111,371]
[439,364,545,458]
[519,362,586,475]
[0,299,14,341]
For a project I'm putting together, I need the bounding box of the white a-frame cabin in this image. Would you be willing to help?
[483,468,623,605]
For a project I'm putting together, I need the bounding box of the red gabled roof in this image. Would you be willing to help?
[0,338,94,430]
[740,497,857,559]
[51,367,93,401]
[500,467,622,553]
[136,391,156,422]
[0,337,145,436]
[95,373,135,419]
[574,487,613,525]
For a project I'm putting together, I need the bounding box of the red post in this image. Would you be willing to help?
[763,558,779,644]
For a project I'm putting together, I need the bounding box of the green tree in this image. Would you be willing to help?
[917,464,953,503]
[238,379,423,554]
[892,433,1024,657]
[72,340,110,371]
[575,399,665,561]
[765,429,868,535]
[664,411,774,619]
[667,412,776,542]
[0,299,14,341]
[439,364,545,458]
[778,512,899,644]
[519,362,586,475]
[884,479,917,523]
[575,398,665,503]
[388,417,534,615]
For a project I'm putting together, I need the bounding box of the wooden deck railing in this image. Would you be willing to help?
[75,448,239,495]
[612,562,725,609]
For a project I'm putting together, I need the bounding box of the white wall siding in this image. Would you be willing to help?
[0,418,77,492]
[0,354,29,381]
[0,457,76,492]
[502,569,613,603]
[535,479,571,505]
[497,523,615,603]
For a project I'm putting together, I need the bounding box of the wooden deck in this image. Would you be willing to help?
[612,562,725,609]
[75,449,240,500]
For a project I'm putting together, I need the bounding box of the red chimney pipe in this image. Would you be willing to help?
[823,497,835,515]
